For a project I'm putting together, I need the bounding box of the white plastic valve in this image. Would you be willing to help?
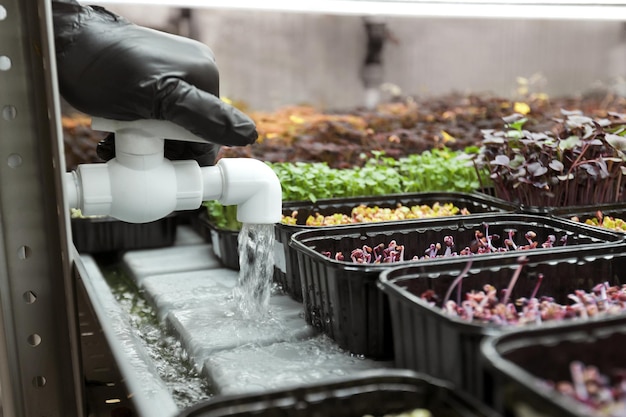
[64,118,282,224]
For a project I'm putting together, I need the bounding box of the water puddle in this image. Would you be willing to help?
[233,223,276,318]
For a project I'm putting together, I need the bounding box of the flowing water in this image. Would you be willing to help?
[233,223,276,318]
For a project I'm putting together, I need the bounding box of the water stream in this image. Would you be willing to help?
[233,223,276,318]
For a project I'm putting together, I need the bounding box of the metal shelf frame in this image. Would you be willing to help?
[0,0,84,416]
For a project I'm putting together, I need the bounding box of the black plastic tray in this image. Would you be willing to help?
[190,210,213,243]
[276,192,517,303]
[289,213,624,361]
[177,369,501,417]
[549,202,626,235]
[482,316,626,417]
[475,188,626,223]
[377,243,626,408]
[196,212,240,270]
[71,214,177,254]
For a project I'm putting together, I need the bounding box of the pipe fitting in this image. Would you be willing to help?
[207,158,282,224]
[66,118,282,224]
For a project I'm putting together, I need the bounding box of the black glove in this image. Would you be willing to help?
[52,0,258,166]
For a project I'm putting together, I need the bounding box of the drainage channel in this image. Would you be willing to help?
[76,252,213,417]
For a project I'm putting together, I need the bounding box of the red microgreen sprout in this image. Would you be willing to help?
[504,229,518,250]
[442,259,474,310]
[443,235,455,256]
[570,361,589,402]
[501,256,529,306]
[529,273,544,300]
[425,243,436,258]
[542,235,556,248]
[483,222,498,252]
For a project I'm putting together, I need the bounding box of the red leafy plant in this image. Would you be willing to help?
[473,110,626,207]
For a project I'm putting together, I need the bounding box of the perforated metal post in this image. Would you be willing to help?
[0,0,84,416]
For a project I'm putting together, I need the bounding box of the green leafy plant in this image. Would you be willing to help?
[204,148,490,230]
[202,201,241,230]
[474,110,626,207]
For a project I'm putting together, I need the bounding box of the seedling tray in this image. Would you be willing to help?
[196,212,240,270]
[176,369,501,417]
[189,210,213,243]
[289,213,624,361]
[549,201,626,235]
[276,192,518,302]
[377,243,626,408]
[482,316,626,417]
[71,214,177,254]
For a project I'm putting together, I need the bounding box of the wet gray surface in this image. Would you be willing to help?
[120,225,390,397]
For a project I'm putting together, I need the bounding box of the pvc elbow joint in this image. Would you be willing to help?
[203,158,282,224]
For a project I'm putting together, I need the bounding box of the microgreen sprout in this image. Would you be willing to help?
[323,223,569,265]
[504,229,518,250]
[443,235,455,256]
[529,273,544,300]
[548,361,626,413]
[424,277,626,327]
[501,256,529,306]
[570,361,589,402]
[442,259,474,309]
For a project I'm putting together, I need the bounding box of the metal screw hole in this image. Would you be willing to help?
[23,291,36,304]
[8,153,22,168]
[32,376,46,387]
[17,245,31,260]
[27,333,41,347]
[2,105,16,120]
[0,55,11,71]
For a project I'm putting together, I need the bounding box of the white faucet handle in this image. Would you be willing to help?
[91,117,208,143]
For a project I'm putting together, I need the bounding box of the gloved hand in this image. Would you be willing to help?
[52,0,258,166]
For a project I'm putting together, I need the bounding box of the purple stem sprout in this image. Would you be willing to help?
[372,243,385,263]
[328,224,574,266]
[425,243,440,258]
[522,231,538,250]
[504,229,518,250]
[542,235,556,248]
[501,256,529,306]
[483,223,498,252]
[443,235,455,256]
[529,273,544,300]
[442,259,474,309]
[570,361,589,402]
